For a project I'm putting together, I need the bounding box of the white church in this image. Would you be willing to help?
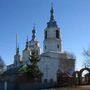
[7,5,75,82]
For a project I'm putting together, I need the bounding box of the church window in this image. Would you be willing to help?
[56,30,59,39]
[57,44,59,48]
[44,79,48,83]
[50,79,53,83]
[35,43,37,46]
[45,31,47,39]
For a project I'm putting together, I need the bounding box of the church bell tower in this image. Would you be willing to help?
[44,5,62,53]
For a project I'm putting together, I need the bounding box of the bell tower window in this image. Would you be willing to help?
[45,31,47,39]
[57,44,59,48]
[56,30,59,39]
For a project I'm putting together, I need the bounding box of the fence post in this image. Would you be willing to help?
[4,81,7,90]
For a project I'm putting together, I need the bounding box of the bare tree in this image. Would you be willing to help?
[59,51,76,73]
[64,51,76,59]
[0,57,6,74]
[82,47,90,67]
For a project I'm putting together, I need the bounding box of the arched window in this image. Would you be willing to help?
[56,30,59,39]
[45,31,47,39]
[44,79,48,83]
[50,79,53,83]
[57,44,59,48]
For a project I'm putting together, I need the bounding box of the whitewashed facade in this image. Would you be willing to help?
[7,6,75,83]
[39,6,75,82]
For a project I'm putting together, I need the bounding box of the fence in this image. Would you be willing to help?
[0,82,57,90]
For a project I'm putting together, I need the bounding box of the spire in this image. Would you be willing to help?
[16,34,19,54]
[50,3,54,21]
[32,26,36,41]
[16,43,19,54]
[47,3,57,28]
[25,36,29,50]
[16,34,18,51]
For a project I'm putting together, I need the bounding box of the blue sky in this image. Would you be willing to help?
[0,0,90,70]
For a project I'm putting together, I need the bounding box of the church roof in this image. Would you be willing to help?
[62,72,73,78]
[2,66,22,75]
[47,4,58,28]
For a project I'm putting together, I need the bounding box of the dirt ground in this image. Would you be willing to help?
[42,85,90,90]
